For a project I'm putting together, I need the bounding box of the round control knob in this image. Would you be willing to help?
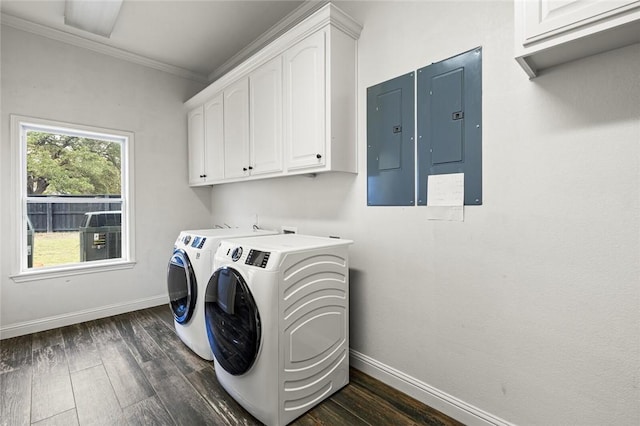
[183,235,191,245]
[231,247,243,262]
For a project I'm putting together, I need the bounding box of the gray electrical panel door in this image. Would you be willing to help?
[367,72,415,206]
[417,48,482,205]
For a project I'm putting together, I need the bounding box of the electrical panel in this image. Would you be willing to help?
[366,48,482,207]
[417,48,482,205]
[366,72,415,206]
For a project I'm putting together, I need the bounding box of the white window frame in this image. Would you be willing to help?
[10,115,136,282]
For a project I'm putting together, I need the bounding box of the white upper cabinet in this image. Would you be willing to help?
[187,100,224,186]
[203,94,225,183]
[189,98,225,186]
[283,25,359,175]
[249,56,283,177]
[187,106,206,185]
[283,30,326,171]
[184,3,361,186]
[515,0,640,77]
[223,78,250,180]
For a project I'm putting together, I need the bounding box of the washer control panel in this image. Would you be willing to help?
[245,249,270,268]
[191,236,207,249]
[180,234,207,249]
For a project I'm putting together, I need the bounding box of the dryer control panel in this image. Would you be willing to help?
[216,240,280,271]
[245,249,270,268]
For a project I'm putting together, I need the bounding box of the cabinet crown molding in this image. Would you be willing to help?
[185,3,362,108]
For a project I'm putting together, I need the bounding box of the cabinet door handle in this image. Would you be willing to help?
[243,167,248,171]
[316,154,322,159]
[248,166,253,170]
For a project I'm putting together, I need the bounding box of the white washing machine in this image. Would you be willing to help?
[204,234,353,426]
[166,228,276,360]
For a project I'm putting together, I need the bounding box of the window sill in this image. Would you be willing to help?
[10,260,137,283]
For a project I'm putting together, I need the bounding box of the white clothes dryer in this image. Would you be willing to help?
[166,228,276,360]
[204,234,353,426]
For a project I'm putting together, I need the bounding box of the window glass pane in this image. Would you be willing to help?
[27,201,122,268]
[20,122,128,271]
[26,130,121,196]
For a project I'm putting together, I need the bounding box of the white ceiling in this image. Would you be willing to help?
[0,0,327,83]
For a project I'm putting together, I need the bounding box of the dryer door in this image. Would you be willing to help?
[205,266,261,375]
[167,249,197,324]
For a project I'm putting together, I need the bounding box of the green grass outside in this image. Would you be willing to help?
[33,232,80,268]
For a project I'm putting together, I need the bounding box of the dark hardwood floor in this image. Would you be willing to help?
[0,305,462,426]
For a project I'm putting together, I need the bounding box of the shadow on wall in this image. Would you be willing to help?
[528,44,640,130]
[210,171,360,224]
[349,268,366,350]
[190,185,213,214]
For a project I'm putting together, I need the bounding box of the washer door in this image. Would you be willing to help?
[167,249,197,324]
[205,266,261,375]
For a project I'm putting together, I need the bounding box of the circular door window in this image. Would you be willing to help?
[204,267,261,375]
[167,249,197,324]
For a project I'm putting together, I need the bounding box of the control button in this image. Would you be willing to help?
[231,247,243,262]
[183,235,191,245]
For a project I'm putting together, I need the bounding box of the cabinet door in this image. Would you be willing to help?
[204,94,225,182]
[224,78,250,179]
[522,0,638,42]
[187,106,205,184]
[249,56,283,176]
[283,30,326,171]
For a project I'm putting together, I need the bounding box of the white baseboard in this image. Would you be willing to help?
[0,294,168,339]
[349,350,514,426]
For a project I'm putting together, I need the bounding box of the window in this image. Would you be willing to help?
[12,115,135,280]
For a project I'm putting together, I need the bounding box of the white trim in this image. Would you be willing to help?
[0,13,208,84]
[10,114,135,276]
[0,294,168,339]
[207,0,330,82]
[10,260,136,283]
[26,197,123,204]
[349,349,515,426]
[1,2,348,86]
[185,3,362,108]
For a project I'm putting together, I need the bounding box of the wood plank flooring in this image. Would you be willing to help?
[0,306,463,426]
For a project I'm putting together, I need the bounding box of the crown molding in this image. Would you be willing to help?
[185,1,361,108]
[207,0,330,82]
[1,12,209,84]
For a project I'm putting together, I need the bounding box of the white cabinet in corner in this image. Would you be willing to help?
[187,106,205,185]
[187,105,222,185]
[283,24,358,175]
[187,100,224,186]
[515,0,640,78]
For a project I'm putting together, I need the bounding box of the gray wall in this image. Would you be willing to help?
[0,26,211,332]
[1,2,638,425]
[208,1,640,425]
